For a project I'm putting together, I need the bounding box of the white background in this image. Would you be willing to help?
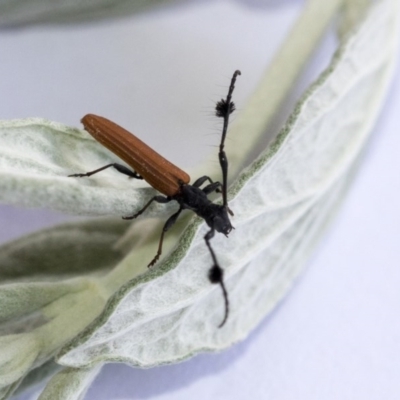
[1,1,399,399]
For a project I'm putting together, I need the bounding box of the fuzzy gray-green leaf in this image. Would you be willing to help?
[55,0,399,369]
[0,0,180,28]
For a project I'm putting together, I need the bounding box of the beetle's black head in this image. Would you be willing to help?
[208,205,233,236]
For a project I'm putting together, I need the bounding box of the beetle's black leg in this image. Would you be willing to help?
[123,195,171,220]
[69,163,143,179]
[113,164,143,179]
[193,175,221,193]
[202,182,223,195]
[148,207,183,267]
[193,176,217,188]
[204,228,229,328]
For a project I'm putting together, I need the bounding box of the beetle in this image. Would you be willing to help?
[69,70,241,327]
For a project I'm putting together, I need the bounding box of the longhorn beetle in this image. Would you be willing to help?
[69,70,241,327]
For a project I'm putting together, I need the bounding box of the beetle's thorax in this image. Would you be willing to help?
[174,184,233,235]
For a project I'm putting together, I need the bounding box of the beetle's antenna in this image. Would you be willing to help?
[215,70,241,208]
[205,228,229,328]
[211,268,229,328]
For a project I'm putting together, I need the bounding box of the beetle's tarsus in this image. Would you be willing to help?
[148,255,159,268]
[122,212,141,220]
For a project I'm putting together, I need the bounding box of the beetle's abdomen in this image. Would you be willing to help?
[82,114,190,197]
